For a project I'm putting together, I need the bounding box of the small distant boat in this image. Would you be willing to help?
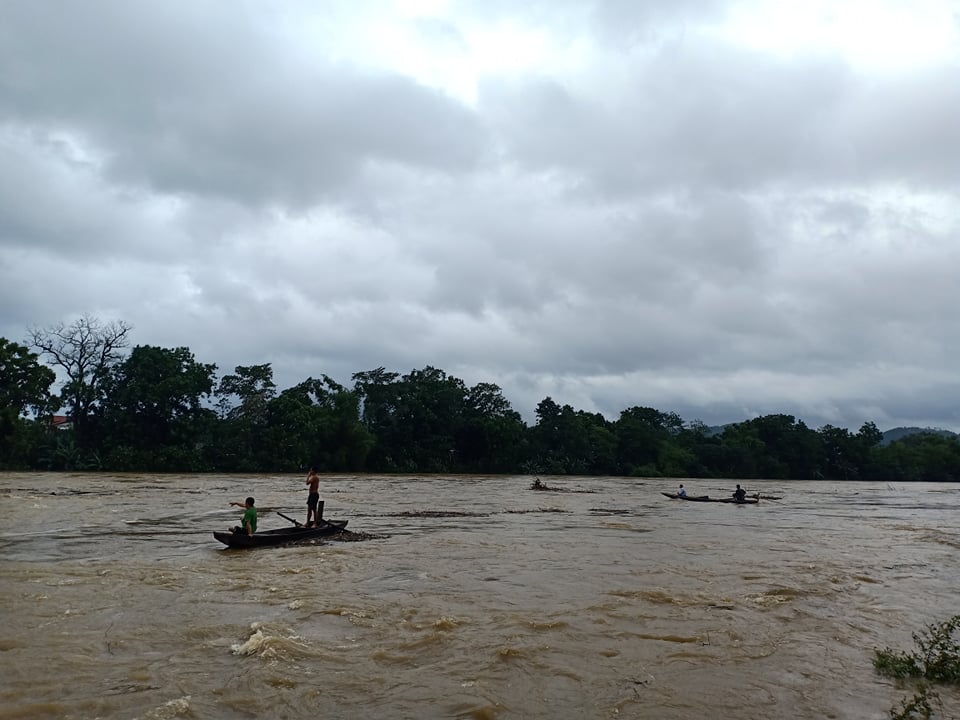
[661,492,759,504]
[214,519,348,549]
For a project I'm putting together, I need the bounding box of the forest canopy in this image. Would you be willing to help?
[1,317,958,479]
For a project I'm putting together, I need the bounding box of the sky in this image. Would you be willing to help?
[1,0,959,432]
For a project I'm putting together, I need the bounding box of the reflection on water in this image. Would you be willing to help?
[0,472,958,719]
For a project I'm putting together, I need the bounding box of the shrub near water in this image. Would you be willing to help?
[874,615,960,719]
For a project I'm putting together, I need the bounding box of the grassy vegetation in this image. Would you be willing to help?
[874,615,960,719]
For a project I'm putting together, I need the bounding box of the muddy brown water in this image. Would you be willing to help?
[1,473,958,719]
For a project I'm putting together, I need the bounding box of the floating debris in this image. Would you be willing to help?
[504,508,572,514]
[284,529,387,544]
[328,529,387,542]
[383,510,489,518]
[530,478,597,493]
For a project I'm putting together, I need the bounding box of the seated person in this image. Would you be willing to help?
[229,497,257,535]
[733,484,747,502]
[678,483,687,497]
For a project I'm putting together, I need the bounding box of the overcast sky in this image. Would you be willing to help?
[2,0,958,431]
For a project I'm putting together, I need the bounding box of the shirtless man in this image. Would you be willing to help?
[305,468,321,527]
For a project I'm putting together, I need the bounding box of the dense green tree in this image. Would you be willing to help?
[715,422,766,477]
[857,421,883,448]
[215,363,276,419]
[352,368,530,473]
[0,339,57,468]
[819,425,858,479]
[255,376,373,472]
[718,415,820,479]
[352,367,401,468]
[818,421,882,480]
[871,433,960,482]
[7,321,960,478]
[353,366,473,472]
[0,338,56,417]
[614,406,683,476]
[580,411,618,475]
[455,382,527,473]
[528,398,612,474]
[210,364,280,470]
[753,414,821,479]
[385,367,469,472]
[672,420,718,477]
[96,345,217,470]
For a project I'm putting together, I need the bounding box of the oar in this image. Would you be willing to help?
[277,511,305,527]
[278,511,338,529]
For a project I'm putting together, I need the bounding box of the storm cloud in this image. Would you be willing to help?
[2,0,958,431]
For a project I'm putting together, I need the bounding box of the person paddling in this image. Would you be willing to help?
[733,484,747,502]
[229,497,257,535]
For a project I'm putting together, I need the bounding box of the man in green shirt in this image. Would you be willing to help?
[229,497,257,535]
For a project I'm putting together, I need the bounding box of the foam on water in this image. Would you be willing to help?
[134,696,191,720]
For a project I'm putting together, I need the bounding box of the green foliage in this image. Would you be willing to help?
[529,398,616,475]
[870,434,960,482]
[0,338,56,418]
[614,406,682,474]
[10,317,960,475]
[913,616,960,682]
[95,345,217,470]
[0,337,56,466]
[875,648,924,678]
[889,684,936,720]
[630,463,662,478]
[352,366,525,474]
[0,416,51,470]
[216,363,276,420]
[875,615,960,682]
[37,431,102,471]
[875,616,960,720]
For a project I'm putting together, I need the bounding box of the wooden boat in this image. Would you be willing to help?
[661,492,759,504]
[214,519,348,548]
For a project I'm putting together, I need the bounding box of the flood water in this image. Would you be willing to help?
[1,473,958,719]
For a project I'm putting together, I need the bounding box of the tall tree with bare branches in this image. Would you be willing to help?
[29,315,132,444]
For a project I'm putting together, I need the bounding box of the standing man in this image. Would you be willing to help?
[229,497,257,536]
[305,468,321,527]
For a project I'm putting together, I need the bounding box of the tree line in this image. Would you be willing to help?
[2,315,959,480]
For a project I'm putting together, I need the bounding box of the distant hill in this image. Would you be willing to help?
[881,427,959,445]
[700,423,958,446]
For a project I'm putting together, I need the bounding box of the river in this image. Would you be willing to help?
[1,473,958,719]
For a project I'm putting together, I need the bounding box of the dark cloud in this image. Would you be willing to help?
[1,0,958,432]
[0,2,485,209]
[481,43,960,197]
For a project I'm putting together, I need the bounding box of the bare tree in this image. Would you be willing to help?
[29,314,132,442]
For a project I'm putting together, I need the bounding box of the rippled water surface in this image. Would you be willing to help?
[1,473,958,719]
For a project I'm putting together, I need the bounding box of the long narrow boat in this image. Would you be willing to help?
[661,492,759,504]
[214,519,348,548]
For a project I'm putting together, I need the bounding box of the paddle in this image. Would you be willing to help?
[277,511,305,527]
[278,511,339,530]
